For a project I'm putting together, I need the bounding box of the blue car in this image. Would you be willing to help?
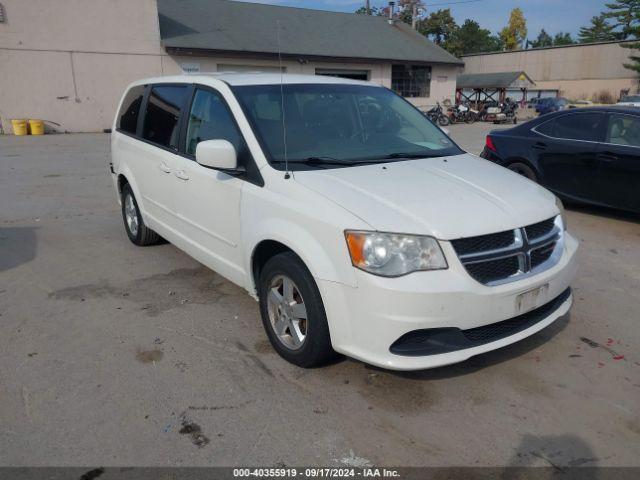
[536,97,569,115]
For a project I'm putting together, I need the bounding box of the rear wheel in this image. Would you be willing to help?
[258,252,337,368]
[507,162,537,182]
[437,114,450,126]
[121,183,161,246]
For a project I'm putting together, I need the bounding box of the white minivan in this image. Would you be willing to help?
[111,73,578,371]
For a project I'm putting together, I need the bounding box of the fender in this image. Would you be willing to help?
[243,218,359,294]
[115,167,156,230]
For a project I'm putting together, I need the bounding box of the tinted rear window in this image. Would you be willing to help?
[142,85,188,149]
[537,113,605,142]
[554,113,604,141]
[117,85,145,134]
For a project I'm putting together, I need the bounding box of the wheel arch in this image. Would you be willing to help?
[117,173,129,194]
[114,166,146,213]
[251,239,297,294]
[245,224,357,296]
[504,157,540,180]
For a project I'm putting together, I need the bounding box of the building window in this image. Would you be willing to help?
[392,65,431,98]
[315,69,370,81]
[0,3,6,23]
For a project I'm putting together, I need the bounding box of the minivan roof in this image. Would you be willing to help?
[129,73,381,88]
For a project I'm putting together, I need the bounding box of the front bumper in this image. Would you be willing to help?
[319,233,579,370]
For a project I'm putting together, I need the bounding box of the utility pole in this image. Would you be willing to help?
[365,0,371,15]
[408,1,424,30]
[412,1,418,29]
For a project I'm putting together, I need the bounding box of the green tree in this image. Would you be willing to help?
[530,29,553,48]
[603,0,640,39]
[500,8,527,50]
[354,6,380,15]
[619,16,640,72]
[579,14,617,42]
[622,38,640,73]
[419,8,458,46]
[447,19,502,55]
[553,32,576,45]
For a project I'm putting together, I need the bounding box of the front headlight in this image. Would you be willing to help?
[345,231,447,277]
[555,196,567,230]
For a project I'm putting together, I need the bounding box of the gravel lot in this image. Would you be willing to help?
[1,126,639,468]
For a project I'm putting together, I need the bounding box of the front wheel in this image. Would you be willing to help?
[258,252,337,368]
[437,114,450,126]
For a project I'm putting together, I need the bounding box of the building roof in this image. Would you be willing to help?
[456,71,535,89]
[461,39,636,57]
[157,0,463,65]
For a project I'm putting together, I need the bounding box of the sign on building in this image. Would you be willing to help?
[181,63,201,74]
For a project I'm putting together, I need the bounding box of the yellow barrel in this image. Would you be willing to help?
[11,119,28,136]
[29,119,45,135]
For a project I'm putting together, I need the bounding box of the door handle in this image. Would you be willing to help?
[597,152,617,162]
[158,162,171,173]
[174,170,189,181]
[531,142,547,150]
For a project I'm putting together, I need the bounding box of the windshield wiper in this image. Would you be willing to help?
[374,152,439,160]
[272,156,362,166]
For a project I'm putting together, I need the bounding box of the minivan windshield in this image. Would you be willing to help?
[233,84,462,169]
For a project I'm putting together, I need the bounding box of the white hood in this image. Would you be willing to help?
[293,154,559,240]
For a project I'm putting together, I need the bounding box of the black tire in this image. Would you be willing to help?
[258,252,337,368]
[507,162,538,182]
[437,114,450,126]
[121,183,161,246]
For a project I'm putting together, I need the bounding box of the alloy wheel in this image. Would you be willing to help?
[266,275,308,350]
[124,194,139,236]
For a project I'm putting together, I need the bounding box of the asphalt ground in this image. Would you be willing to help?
[1,127,638,467]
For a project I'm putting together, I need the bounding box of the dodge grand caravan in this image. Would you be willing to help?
[111,74,578,371]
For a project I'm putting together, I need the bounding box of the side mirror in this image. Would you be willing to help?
[195,139,237,170]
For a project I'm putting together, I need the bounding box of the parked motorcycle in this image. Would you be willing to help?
[425,102,450,126]
[448,102,478,124]
[493,99,518,124]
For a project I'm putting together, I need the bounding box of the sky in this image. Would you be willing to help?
[235,0,609,39]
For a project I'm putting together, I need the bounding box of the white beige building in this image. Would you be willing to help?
[461,41,639,102]
[0,0,462,134]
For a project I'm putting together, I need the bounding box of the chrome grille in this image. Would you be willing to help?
[451,216,563,286]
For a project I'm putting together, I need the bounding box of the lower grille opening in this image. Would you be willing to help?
[389,288,571,357]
